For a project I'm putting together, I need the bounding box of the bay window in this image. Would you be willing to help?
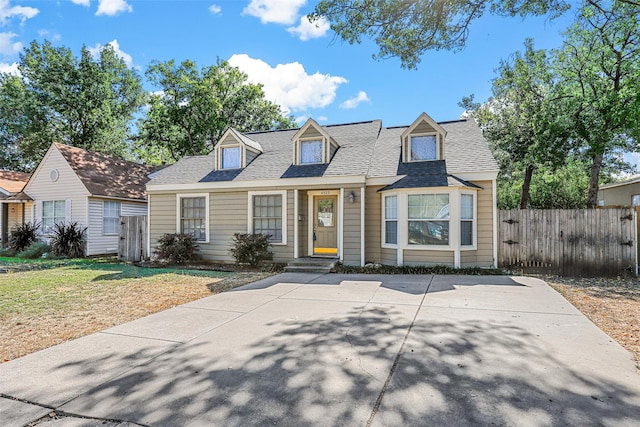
[408,194,449,245]
[384,195,397,245]
[461,194,474,246]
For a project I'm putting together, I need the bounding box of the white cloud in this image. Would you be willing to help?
[71,0,91,6]
[317,115,328,122]
[228,53,347,113]
[88,39,135,69]
[96,0,132,16]
[37,29,61,42]
[0,0,39,24]
[0,61,18,75]
[0,31,20,54]
[287,15,329,41]
[209,4,221,14]
[243,0,306,25]
[340,91,370,109]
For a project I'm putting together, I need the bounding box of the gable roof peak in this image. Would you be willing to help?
[216,127,263,153]
[292,117,332,141]
[401,112,447,139]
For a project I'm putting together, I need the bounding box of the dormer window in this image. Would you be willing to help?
[292,118,339,166]
[214,128,263,171]
[221,146,241,169]
[300,139,323,164]
[410,135,437,161]
[402,113,447,163]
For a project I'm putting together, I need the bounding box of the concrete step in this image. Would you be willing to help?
[283,265,333,273]
[284,257,337,273]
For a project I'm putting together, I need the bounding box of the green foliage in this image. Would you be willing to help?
[553,1,640,206]
[229,233,273,267]
[335,263,505,275]
[17,242,50,259]
[50,222,87,259]
[154,233,199,264]
[497,158,590,209]
[311,0,570,69]
[8,222,39,252]
[0,40,145,170]
[135,59,296,163]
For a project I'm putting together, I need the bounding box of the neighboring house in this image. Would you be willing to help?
[14,143,157,256]
[147,113,499,267]
[598,178,640,206]
[0,170,31,248]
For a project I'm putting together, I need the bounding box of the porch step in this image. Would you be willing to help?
[284,257,338,273]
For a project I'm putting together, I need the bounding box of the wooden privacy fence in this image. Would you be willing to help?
[498,208,638,277]
[118,215,147,262]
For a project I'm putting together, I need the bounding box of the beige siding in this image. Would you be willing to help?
[300,127,323,139]
[298,191,309,256]
[598,183,640,206]
[86,198,147,256]
[414,121,437,134]
[149,193,178,256]
[246,149,259,164]
[365,185,383,263]
[460,250,478,267]
[381,248,397,265]
[474,180,495,267]
[342,187,362,266]
[403,250,454,266]
[25,146,89,234]
[7,203,24,228]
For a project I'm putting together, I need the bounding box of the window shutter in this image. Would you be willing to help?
[36,200,43,225]
[65,199,72,223]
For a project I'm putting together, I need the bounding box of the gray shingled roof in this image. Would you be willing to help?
[148,117,497,186]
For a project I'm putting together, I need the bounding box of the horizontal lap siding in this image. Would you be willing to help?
[207,192,247,263]
[403,250,454,266]
[474,180,494,267]
[365,186,382,263]
[149,193,178,256]
[87,198,147,256]
[381,248,397,265]
[343,187,362,266]
[460,250,478,267]
[299,192,308,257]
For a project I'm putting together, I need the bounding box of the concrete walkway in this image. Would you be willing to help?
[1,274,639,426]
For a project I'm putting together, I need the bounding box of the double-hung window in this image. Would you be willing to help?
[300,140,323,164]
[180,196,207,241]
[221,147,241,169]
[410,135,437,161]
[42,200,65,234]
[251,193,285,244]
[408,194,449,245]
[103,201,121,235]
[460,194,474,246]
[384,195,397,245]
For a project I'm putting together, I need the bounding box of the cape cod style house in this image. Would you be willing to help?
[147,113,499,267]
[5,143,157,256]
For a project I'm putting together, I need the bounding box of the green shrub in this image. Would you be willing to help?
[9,222,40,252]
[50,222,87,258]
[155,233,199,264]
[0,247,16,257]
[229,233,273,267]
[17,241,51,259]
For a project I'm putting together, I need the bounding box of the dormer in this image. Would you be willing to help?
[214,128,263,170]
[401,113,447,163]
[292,118,339,165]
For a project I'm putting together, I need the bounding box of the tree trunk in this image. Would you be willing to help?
[519,164,535,209]
[586,151,603,208]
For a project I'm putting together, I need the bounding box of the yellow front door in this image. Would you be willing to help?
[313,196,338,255]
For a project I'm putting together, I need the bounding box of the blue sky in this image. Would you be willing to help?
[0,0,576,128]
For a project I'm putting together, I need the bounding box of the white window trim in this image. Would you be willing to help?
[247,190,287,246]
[176,193,210,243]
[102,200,121,236]
[382,194,398,249]
[218,144,244,170]
[296,137,326,165]
[407,132,440,162]
[459,191,478,251]
[406,191,454,250]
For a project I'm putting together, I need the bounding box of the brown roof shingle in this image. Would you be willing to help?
[0,170,30,194]
[55,143,158,201]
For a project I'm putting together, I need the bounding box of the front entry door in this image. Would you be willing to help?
[313,196,338,255]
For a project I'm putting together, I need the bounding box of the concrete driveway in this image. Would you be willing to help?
[1,274,639,426]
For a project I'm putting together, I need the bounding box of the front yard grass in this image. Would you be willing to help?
[0,258,273,362]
